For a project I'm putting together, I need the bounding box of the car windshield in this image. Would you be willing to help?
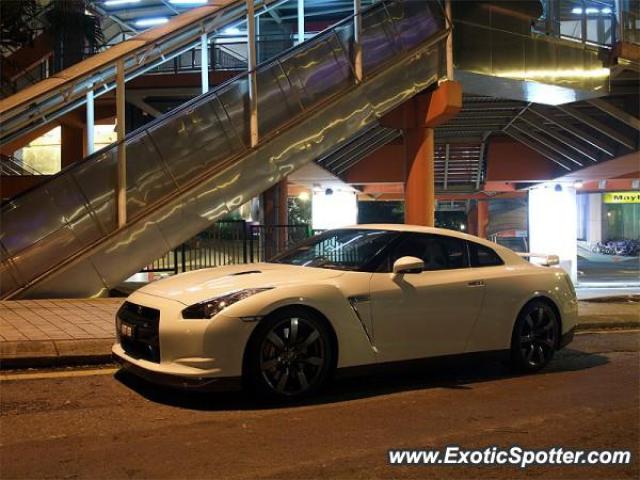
[270,229,399,272]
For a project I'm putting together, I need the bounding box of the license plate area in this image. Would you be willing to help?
[120,322,136,339]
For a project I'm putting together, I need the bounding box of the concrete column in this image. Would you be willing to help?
[587,193,603,243]
[61,124,84,168]
[477,200,489,238]
[404,125,435,226]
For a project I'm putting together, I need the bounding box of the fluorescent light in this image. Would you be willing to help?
[104,0,141,6]
[601,7,613,14]
[169,0,208,4]
[571,7,583,14]
[224,26,241,35]
[298,191,310,202]
[135,17,169,27]
[585,7,599,14]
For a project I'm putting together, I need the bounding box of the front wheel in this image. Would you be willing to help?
[510,300,559,373]
[245,308,334,400]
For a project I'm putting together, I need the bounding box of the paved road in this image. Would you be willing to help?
[1,331,638,479]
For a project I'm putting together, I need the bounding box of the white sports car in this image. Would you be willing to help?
[113,225,577,399]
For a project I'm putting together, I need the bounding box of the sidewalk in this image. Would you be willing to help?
[1,299,122,367]
[1,295,638,368]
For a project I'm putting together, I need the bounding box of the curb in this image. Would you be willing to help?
[0,338,114,369]
[2,322,639,370]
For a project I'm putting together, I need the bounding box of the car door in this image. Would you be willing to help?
[369,233,487,362]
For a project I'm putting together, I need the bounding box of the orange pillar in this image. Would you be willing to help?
[381,81,462,227]
[477,200,489,239]
[405,126,435,226]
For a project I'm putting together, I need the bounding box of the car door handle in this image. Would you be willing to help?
[467,280,485,287]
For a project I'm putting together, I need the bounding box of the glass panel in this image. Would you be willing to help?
[124,131,178,218]
[256,61,303,138]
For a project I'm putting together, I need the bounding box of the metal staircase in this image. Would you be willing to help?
[1,0,448,299]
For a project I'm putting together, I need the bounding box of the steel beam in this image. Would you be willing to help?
[504,127,573,171]
[528,106,616,157]
[587,98,640,131]
[85,87,95,155]
[354,0,363,82]
[297,0,305,45]
[247,0,259,147]
[200,33,209,94]
[443,143,450,189]
[557,105,635,150]
[519,112,600,163]
[511,123,583,167]
[445,0,453,80]
[116,59,127,228]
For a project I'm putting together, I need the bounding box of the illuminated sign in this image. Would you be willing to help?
[603,192,640,204]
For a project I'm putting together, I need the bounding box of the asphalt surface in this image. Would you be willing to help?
[1,331,638,480]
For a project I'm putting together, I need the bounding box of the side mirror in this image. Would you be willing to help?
[393,256,424,274]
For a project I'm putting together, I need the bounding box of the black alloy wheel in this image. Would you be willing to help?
[511,300,559,372]
[246,308,334,399]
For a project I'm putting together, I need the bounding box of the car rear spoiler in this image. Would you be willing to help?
[517,253,560,267]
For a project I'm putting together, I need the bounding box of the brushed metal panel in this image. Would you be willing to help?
[46,174,104,249]
[71,148,118,234]
[125,131,179,218]
[88,219,171,289]
[0,260,20,297]
[255,61,303,138]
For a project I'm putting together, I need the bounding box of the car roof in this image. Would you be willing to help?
[341,224,526,264]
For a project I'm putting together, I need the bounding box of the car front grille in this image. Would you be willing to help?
[116,301,161,363]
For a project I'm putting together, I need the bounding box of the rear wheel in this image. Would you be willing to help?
[510,300,559,372]
[245,308,334,400]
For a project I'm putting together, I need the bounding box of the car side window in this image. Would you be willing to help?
[468,241,504,267]
[384,233,468,271]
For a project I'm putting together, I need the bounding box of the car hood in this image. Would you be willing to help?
[137,263,345,306]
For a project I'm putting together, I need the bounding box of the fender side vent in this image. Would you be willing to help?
[229,270,262,276]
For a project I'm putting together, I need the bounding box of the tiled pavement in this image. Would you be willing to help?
[0,299,124,366]
[0,299,123,342]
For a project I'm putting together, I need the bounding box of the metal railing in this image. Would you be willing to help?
[0,0,284,146]
[141,220,312,274]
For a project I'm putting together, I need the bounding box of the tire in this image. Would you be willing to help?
[510,300,559,373]
[244,307,335,400]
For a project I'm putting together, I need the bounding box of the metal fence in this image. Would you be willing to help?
[141,220,312,275]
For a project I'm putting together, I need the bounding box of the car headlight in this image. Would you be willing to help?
[181,288,273,319]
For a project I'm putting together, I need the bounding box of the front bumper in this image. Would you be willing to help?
[113,349,242,392]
